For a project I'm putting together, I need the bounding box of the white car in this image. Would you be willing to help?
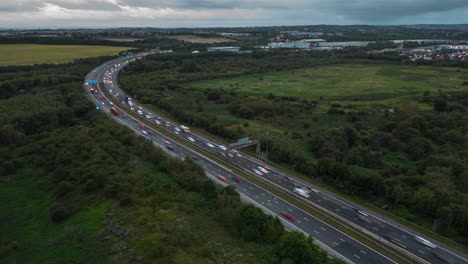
[175,131,180,135]
[137,110,143,115]
[145,114,152,119]
[253,169,263,176]
[175,127,181,132]
[188,137,195,142]
[219,145,227,151]
[414,236,437,249]
[155,120,161,125]
[207,143,215,148]
[142,130,148,135]
[258,166,269,174]
[293,187,310,198]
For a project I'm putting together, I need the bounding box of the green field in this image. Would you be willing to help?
[0,44,131,66]
[187,64,468,105]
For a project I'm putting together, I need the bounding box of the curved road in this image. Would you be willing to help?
[84,52,468,264]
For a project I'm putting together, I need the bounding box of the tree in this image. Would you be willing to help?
[274,232,328,264]
[434,99,447,112]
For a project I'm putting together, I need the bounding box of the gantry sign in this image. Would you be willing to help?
[227,137,260,157]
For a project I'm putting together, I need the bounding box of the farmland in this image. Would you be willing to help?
[0,44,131,66]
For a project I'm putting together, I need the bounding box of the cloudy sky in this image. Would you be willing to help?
[1,0,468,28]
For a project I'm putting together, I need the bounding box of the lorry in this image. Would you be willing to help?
[180,125,190,133]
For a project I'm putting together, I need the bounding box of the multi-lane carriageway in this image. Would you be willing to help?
[84,53,468,264]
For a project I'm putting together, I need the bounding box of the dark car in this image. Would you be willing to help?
[165,146,174,151]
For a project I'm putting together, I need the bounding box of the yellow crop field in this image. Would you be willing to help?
[0,44,131,66]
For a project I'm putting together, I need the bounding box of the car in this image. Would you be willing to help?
[282,213,298,222]
[216,151,226,157]
[191,155,199,161]
[253,169,263,176]
[174,127,181,132]
[145,114,152,119]
[354,209,369,217]
[122,114,128,118]
[137,110,143,115]
[356,213,371,223]
[207,143,215,148]
[307,186,320,193]
[155,120,161,125]
[132,118,138,122]
[99,95,105,99]
[164,140,172,145]
[139,124,146,128]
[258,166,269,174]
[414,236,437,249]
[385,234,406,249]
[284,176,293,181]
[175,131,180,135]
[100,101,105,105]
[109,101,114,105]
[188,137,195,142]
[147,130,154,135]
[293,187,310,198]
[217,176,227,182]
[260,164,270,170]
[142,130,148,135]
[233,177,244,183]
[165,146,174,151]
[219,145,227,151]
[165,123,171,127]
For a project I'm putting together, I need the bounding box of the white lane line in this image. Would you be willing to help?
[360,250,367,255]
[297,220,302,224]
[333,241,339,245]
[304,217,309,221]
[288,208,293,212]
[354,254,360,259]
[314,230,319,234]
[255,195,259,198]
[317,199,322,202]
[261,193,266,196]
[401,235,407,239]
[274,200,279,204]
[335,208,341,212]
[373,227,379,231]
[339,238,345,242]
[418,250,425,254]
[249,186,253,190]
[320,227,326,231]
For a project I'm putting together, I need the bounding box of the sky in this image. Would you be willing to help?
[0,0,468,28]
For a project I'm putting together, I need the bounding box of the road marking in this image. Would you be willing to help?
[418,250,425,254]
[373,227,379,231]
[304,217,309,221]
[261,193,265,196]
[314,230,319,234]
[335,208,341,212]
[297,220,302,224]
[353,217,358,220]
[317,199,322,202]
[360,250,366,255]
[320,227,326,231]
[274,200,279,204]
[339,238,345,242]
[288,208,293,212]
[255,195,259,198]
[333,241,338,245]
[401,235,407,239]
[249,186,253,190]
[354,254,360,259]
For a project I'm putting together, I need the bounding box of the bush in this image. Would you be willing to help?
[50,203,69,222]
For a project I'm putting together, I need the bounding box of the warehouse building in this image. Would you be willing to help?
[207,47,240,52]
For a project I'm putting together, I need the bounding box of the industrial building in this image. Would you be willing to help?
[268,41,311,49]
[280,31,323,36]
[316,41,371,48]
[207,47,240,52]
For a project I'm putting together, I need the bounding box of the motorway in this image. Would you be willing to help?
[84,52,468,264]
